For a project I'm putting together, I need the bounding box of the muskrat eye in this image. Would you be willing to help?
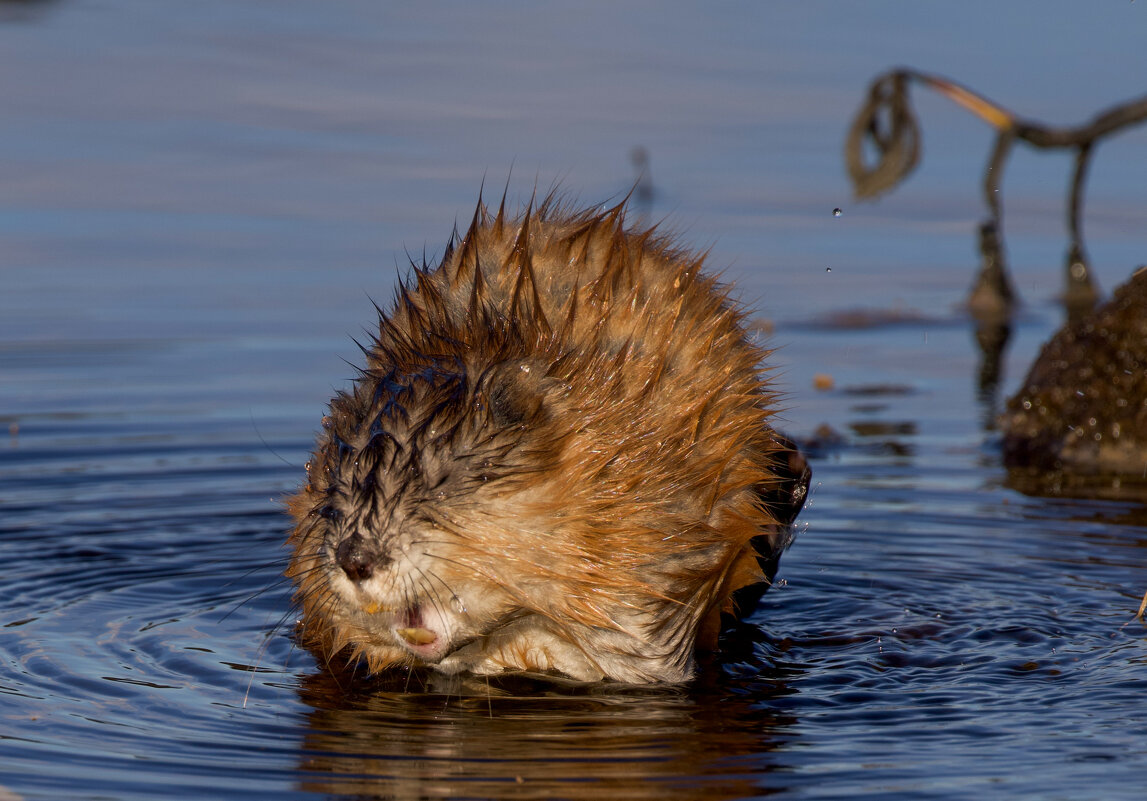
[316,504,342,523]
[485,361,545,429]
[490,386,529,427]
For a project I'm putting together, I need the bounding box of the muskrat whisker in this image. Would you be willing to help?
[249,408,297,468]
[219,571,296,624]
[406,554,464,620]
[406,570,440,620]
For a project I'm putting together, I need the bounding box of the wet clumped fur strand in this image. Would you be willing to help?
[287,192,808,684]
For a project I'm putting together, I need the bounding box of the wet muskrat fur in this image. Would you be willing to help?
[287,193,809,683]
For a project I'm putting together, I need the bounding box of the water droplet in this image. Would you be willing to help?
[1022,399,1032,411]
[832,207,842,217]
[451,596,467,614]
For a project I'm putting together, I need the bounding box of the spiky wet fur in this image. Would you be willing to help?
[287,193,791,683]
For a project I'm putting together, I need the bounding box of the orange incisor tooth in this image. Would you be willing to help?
[396,627,437,645]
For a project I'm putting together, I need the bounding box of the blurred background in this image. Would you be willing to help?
[4,0,1146,425]
[2,3,1146,800]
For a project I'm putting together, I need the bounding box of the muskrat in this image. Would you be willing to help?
[287,193,809,684]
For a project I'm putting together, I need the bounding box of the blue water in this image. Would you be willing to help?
[3,2,1146,799]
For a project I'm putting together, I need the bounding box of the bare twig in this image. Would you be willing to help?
[983,129,1013,225]
[1064,143,1100,319]
[846,68,1147,315]
[845,71,920,199]
[968,129,1018,320]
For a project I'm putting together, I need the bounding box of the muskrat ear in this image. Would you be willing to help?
[744,432,811,584]
[480,360,549,430]
[726,433,812,624]
[755,432,811,527]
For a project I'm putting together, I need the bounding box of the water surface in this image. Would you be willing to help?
[3,2,1146,799]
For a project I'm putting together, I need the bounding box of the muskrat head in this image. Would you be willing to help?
[287,354,598,676]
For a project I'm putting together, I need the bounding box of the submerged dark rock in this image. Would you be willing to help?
[1002,265,1147,478]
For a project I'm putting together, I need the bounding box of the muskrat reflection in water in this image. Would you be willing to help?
[287,193,809,683]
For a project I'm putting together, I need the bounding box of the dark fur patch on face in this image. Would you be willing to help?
[479,360,549,431]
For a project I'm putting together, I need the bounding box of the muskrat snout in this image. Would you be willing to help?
[334,533,391,583]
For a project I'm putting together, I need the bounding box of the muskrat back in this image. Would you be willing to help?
[287,194,808,683]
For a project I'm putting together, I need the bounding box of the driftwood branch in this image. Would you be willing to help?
[846,68,1147,318]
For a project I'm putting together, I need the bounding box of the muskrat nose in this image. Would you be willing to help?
[335,534,389,582]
